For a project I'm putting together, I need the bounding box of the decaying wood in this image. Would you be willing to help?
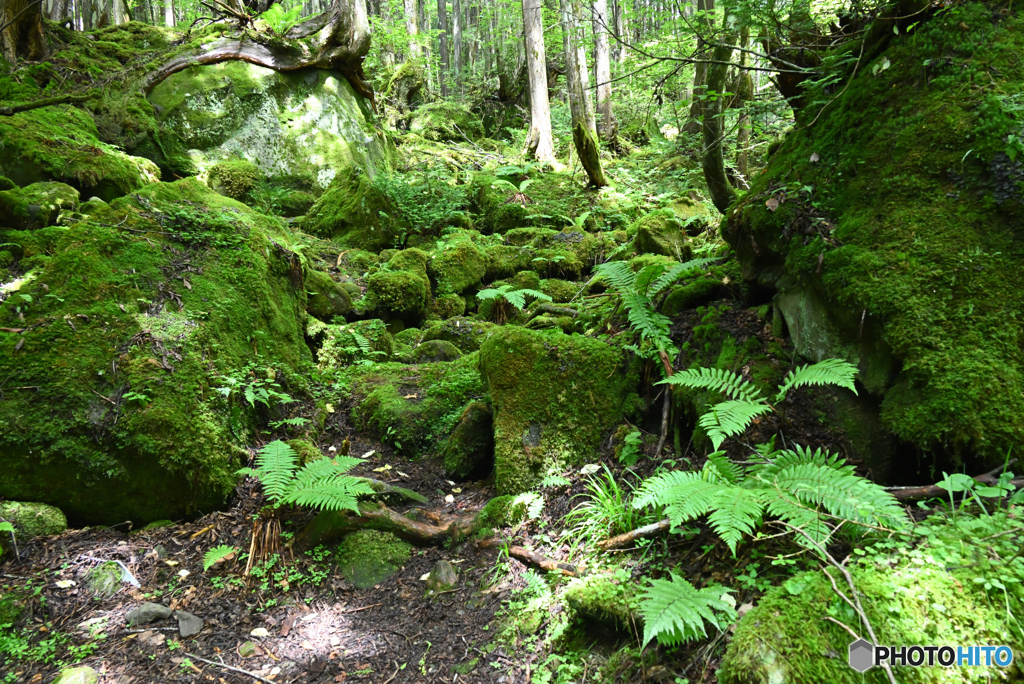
[476,537,578,576]
[296,502,482,549]
[597,517,671,551]
[886,460,1022,501]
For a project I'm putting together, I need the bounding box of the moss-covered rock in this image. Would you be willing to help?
[413,339,462,364]
[341,352,486,456]
[428,234,487,294]
[409,101,485,142]
[428,293,466,320]
[86,562,123,597]
[305,269,352,321]
[367,269,430,323]
[480,328,636,494]
[422,316,497,352]
[0,106,159,201]
[303,166,400,249]
[149,61,388,188]
[723,5,1024,469]
[0,501,67,538]
[476,494,531,528]
[207,158,260,201]
[563,572,640,631]
[441,401,494,480]
[470,174,530,235]
[383,62,426,130]
[540,278,578,303]
[0,178,309,525]
[629,208,693,259]
[0,182,79,230]
[333,530,411,589]
[310,318,393,368]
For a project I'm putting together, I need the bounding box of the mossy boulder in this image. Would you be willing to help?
[540,278,578,303]
[0,106,159,201]
[563,572,640,631]
[480,328,637,494]
[428,234,487,294]
[367,269,430,323]
[207,159,260,201]
[305,269,352,322]
[303,166,400,249]
[86,562,123,597]
[441,401,494,480]
[409,101,485,142]
[471,174,530,235]
[0,501,67,538]
[383,62,426,129]
[0,178,309,525]
[629,208,693,259]
[422,316,497,352]
[310,318,393,368]
[148,62,389,188]
[723,5,1024,469]
[0,182,79,230]
[342,352,486,457]
[476,494,531,528]
[428,293,466,319]
[413,339,462,364]
[333,530,411,589]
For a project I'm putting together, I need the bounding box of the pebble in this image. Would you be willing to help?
[174,610,203,637]
[52,666,99,684]
[250,627,271,638]
[126,602,172,626]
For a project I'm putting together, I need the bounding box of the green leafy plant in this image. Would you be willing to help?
[202,545,238,572]
[660,358,859,450]
[638,574,735,647]
[618,429,644,466]
[476,285,551,324]
[259,3,303,33]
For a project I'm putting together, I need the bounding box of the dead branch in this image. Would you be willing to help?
[296,502,481,549]
[597,517,672,551]
[886,459,1020,501]
[0,93,93,116]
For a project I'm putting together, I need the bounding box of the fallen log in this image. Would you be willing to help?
[296,501,482,549]
[507,546,578,577]
[885,460,1020,501]
[597,518,671,551]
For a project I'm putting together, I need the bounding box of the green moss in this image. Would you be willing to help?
[303,167,400,249]
[0,501,66,538]
[413,339,462,364]
[442,401,494,479]
[0,178,309,525]
[409,101,484,142]
[563,572,640,630]
[305,269,352,322]
[470,174,531,235]
[367,269,430,322]
[207,159,260,201]
[476,495,529,528]
[480,328,636,494]
[724,4,1024,465]
[628,208,692,259]
[428,293,466,319]
[540,278,578,303]
[333,530,411,589]
[512,270,541,291]
[0,182,79,230]
[428,234,486,294]
[421,316,498,352]
[311,318,394,368]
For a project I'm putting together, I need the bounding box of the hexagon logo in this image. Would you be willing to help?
[848,639,875,672]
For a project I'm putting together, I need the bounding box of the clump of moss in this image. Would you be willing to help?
[428,233,486,294]
[422,316,497,352]
[413,339,462,364]
[442,401,494,480]
[305,269,352,322]
[207,159,261,201]
[303,167,399,249]
[0,182,79,230]
[562,572,640,631]
[627,208,692,259]
[333,530,412,589]
[367,269,430,322]
[429,293,466,320]
[540,278,578,303]
[409,101,484,142]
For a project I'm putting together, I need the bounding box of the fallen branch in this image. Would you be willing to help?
[0,93,94,116]
[184,653,276,684]
[507,546,578,576]
[297,501,481,549]
[597,517,672,551]
[886,459,1020,501]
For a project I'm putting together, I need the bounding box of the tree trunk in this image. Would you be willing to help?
[683,0,713,135]
[452,0,463,80]
[561,0,606,186]
[703,31,736,213]
[437,0,449,96]
[404,0,421,59]
[164,0,174,27]
[593,0,615,142]
[613,0,626,63]
[1,0,47,63]
[522,0,555,163]
[734,24,752,188]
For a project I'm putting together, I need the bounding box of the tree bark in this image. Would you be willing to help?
[522,0,555,162]
[734,24,752,188]
[593,0,615,142]
[612,0,626,63]
[702,30,736,213]
[404,0,421,59]
[1,0,47,63]
[452,0,463,78]
[561,0,606,186]
[163,0,173,27]
[436,0,449,96]
[683,0,712,135]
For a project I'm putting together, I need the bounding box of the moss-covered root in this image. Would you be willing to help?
[296,501,482,549]
[479,328,639,494]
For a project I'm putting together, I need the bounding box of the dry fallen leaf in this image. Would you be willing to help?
[55,580,75,589]
[766,197,780,212]
[809,152,820,163]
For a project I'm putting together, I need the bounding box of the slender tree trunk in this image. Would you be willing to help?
[437,0,450,96]
[561,0,606,186]
[452,0,463,81]
[703,19,736,213]
[593,0,615,142]
[735,24,752,188]
[683,0,713,135]
[164,0,174,27]
[522,0,555,163]
[404,0,421,59]
[613,0,627,63]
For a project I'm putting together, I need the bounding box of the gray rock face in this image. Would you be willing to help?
[425,560,458,592]
[175,610,204,637]
[126,602,173,626]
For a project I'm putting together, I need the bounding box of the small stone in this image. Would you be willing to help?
[126,602,173,626]
[250,627,270,638]
[238,641,258,657]
[425,560,458,592]
[51,666,99,684]
[175,610,203,637]
[329,636,341,646]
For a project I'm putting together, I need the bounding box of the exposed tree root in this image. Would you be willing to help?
[597,518,671,551]
[886,459,1022,501]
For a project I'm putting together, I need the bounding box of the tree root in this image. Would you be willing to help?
[886,459,1021,501]
[597,518,672,551]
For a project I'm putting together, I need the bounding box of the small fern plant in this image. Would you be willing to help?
[660,358,859,450]
[238,440,373,574]
[476,285,551,324]
[638,574,736,648]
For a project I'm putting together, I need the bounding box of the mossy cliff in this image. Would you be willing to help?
[479,327,638,494]
[724,2,1024,468]
[0,178,309,525]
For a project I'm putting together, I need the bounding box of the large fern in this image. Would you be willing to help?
[639,574,736,647]
[239,441,373,514]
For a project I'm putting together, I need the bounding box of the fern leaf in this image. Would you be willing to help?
[776,358,859,402]
[635,263,669,294]
[202,545,238,571]
[749,444,851,479]
[703,452,742,484]
[594,261,638,293]
[763,492,835,549]
[639,574,736,647]
[290,455,364,489]
[706,488,764,555]
[247,440,298,505]
[516,289,553,305]
[633,471,723,528]
[648,257,721,298]
[283,478,373,514]
[768,461,907,529]
[0,522,14,535]
[512,492,545,520]
[699,400,773,450]
[659,367,763,403]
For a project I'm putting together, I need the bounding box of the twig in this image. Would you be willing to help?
[886,459,1020,500]
[89,389,117,405]
[598,518,672,551]
[823,615,861,641]
[0,93,94,116]
[382,661,401,684]
[184,653,275,684]
[339,602,383,613]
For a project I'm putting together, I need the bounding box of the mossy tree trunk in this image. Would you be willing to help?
[1,0,46,63]
[734,25,753,188]
[560,0,607,187]
[593,0,616,143]
[522,0,556,162]
[702,18,736,213]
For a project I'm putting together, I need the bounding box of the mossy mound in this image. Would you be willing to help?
[305,269,352,322]
[303,166,400,249]
[428,233,487,294]
[207,159,260,201]
[333,530,412,589]
[470,174,530,235]
[0,106,159,201]
[480,328,637,494]
[0,178,309,525]
[563,572,640,631]
[723,3,1024,467]
[310,318,394,368]
[0,182,79,230]
[409,101,485,142]
[540,278,579,303]
[421,316,497,352]
[366,269,430,323]
[428,293,466,320]
[0,501,67,538]
[441,401,494,480]
[628,208,693,259]
[413,339,462,364]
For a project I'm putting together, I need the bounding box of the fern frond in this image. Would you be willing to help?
[703,452,742,484]
[749,444,851,479]
[283,478,373,514]
[659,367,763,403]
[698,400,773,450]
[202,545,238,572]
[541,474,571,488]
[763,492,835,549]
[290,455,364,489]
[648,257,721,298]
[639,574,736,647]
[512,492,545,520]
[776,358,859,402]
[633,471,723,527]
[768,461,907,529]
[245,441,298,504]
[635,263,669,294]
[706,488,764,555]
[594,261,638,293]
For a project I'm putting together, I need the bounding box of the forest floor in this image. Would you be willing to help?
[0,302,853,684]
